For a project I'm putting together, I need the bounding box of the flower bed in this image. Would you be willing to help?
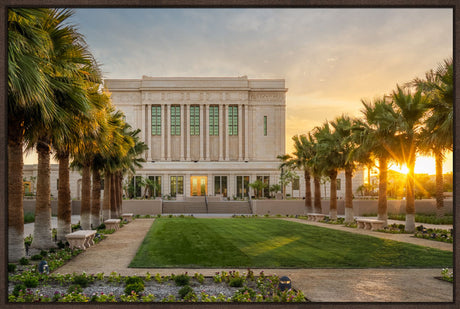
[414,226,453,243]
[8,270,307,303]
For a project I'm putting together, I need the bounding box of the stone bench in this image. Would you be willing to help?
[104,219,121,231]
[356,218,385,231]
[65,230,97,250]
[121,213,134,223]
[306,213,326,222]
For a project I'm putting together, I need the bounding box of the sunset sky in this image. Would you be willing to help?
[24,8,453,174]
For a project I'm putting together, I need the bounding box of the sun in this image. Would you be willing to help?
[399,165,410,175]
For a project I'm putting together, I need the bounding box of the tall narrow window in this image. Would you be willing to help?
[228,106,238,136]
[236,175,249,198]
[151,106,161,135]
[336,179,341,191]
[170,105,181,135]
[170,176,184,197]
[190,106,200,136]
[148,176,162,198]
[263,116,267,136]
[256,175,270,198]
[214,176,227,197]
[209,106,219,136]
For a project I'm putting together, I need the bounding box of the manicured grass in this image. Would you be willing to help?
[129,218,452,268]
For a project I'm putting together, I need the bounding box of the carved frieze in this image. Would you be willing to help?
[249,92,284,102]
[112,92,140,103]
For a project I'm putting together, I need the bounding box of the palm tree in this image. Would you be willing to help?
[392,86,429,232]
[29,9,98,246]
[277,154,292,199]
[410,58,453,217]
[313,123,342,220]
[306,133,323,213]
[356,97,399,226]
[330,115,361,223]
[291,134,314,213]
[8,8,52,261]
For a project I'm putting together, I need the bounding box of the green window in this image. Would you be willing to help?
[190,106,200,136]
[209,106,219,136]
[228,106,238,136]
[236,175,249,198]
[170,106,181,136]
[264,116,267,136]
[151,106,161,135]
[214,176,227,197]
[336,179,341,191]
[256,175,270,198]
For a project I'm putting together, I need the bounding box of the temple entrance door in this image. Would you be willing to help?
[190,176,208,196]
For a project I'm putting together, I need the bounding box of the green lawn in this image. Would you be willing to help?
[129,218,453,268]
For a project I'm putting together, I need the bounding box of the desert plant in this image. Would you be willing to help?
[178,285,194,299]
[174,273,190,286]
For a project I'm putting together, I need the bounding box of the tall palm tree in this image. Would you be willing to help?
[292,134,314,213]
[330,115,361,223]
[277,154,293,199]
[28,9,97,247]
[410,58,453,217]
[392,86,429,232]
[306,132,323,213]
[356,97,399,226]
[8,8,52,261]
[313,123,342,220]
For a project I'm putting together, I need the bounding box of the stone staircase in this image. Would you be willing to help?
[162,197,252,214]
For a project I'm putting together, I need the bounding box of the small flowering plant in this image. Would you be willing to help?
[441,268,453,283]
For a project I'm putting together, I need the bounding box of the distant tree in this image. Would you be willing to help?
[249,180,268,199]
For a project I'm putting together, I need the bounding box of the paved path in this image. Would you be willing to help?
[53,217,453,302]
[281,218,453,252]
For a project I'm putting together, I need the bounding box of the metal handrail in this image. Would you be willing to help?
[204,195,208,213]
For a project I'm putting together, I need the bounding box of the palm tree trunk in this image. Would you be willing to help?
[329,170,338,220]
[118,172,123,214]
[344,167,354,223]
[110,172,118,218]
[91,169,101,229]
[377,157,388,226]
[435,153,444,218]
[32,136,55,249]
[80,164,91,229]
[8,119,25,261]
[57,153,71,242]
[102,171,111,221]
[313,176,322,213]
[405,153,416,232]
[304,169,312,214]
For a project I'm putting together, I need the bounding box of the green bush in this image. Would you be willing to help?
[13,284,27,297]
[23,276,39,288]
[124,282,145,295]
[19,257,29,265]
[125,276,144,285]
[24,212,35,224]
[229,277,244,287]
[31,254,43,261]
[72,274,92,288]
[67,284,83,294]
[8,263,17,273]
[40,250,48,257]
[174,274,190,286]
[178,285,194,299]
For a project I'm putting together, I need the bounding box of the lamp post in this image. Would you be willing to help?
[278,276,291,291]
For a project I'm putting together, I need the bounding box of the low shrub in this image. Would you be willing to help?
[72,273,92,288]
[67,284,83,294]
[124,282,145,295]
[8,263,17,273]
[174,273,190,286]
[178,285,194,299]
[229,277,244,287]
[23,276,39,288]
[12,284,26,297]
[125,276,144,285]
[40,250,48,257]
[31,254,43,261]
[19,257,29,265]
[24,212,35,224]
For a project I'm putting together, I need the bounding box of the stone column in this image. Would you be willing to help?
[199,104,204,160]
[205,104,210,160]
[147,104,152,161]
[244,104,249,161]
[166,104,171,160]
[238,104,242,161]
[186,104,190,160]
[140,103,145,149]
[225,105,229,160]
[160,104,165,161]
[180,104,185,160]
[218,104,223,160]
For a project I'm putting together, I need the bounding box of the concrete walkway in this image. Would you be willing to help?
[52,217,453,302]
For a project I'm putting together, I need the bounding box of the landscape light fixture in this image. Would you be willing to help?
[278,276,291,291]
